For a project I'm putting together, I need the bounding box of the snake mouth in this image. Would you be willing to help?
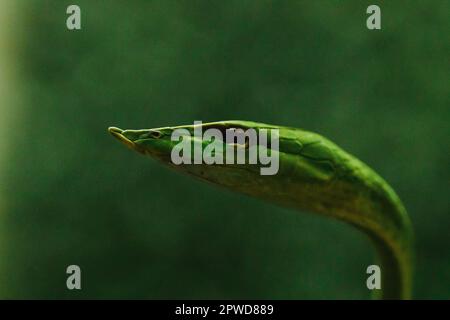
[108,127,137,150]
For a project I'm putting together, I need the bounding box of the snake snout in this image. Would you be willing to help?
[108,127,137,150]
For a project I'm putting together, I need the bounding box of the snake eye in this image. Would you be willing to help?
[226,128,250,148]
[149,130,162,139]
[244,136,250,149]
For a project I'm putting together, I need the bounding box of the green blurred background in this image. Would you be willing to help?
[0,1,448,299]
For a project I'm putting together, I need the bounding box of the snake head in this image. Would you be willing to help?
[108,126,175,158]
[109,121,336,209]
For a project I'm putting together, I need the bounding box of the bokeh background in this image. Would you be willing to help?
[0,1,448,299]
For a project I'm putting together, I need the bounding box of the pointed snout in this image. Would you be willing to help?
[108,126,138,150]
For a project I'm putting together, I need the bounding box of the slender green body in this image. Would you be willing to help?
[109,120,413,299]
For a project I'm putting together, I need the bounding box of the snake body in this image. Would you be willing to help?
[109,120,413,299]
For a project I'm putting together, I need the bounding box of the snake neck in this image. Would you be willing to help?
[318,157,414,299]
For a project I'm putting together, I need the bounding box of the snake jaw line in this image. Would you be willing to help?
[108,127,138,151]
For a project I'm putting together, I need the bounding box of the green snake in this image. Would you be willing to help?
[108,120,413,299]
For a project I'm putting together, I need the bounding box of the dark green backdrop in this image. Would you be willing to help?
[0,1,448,299]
